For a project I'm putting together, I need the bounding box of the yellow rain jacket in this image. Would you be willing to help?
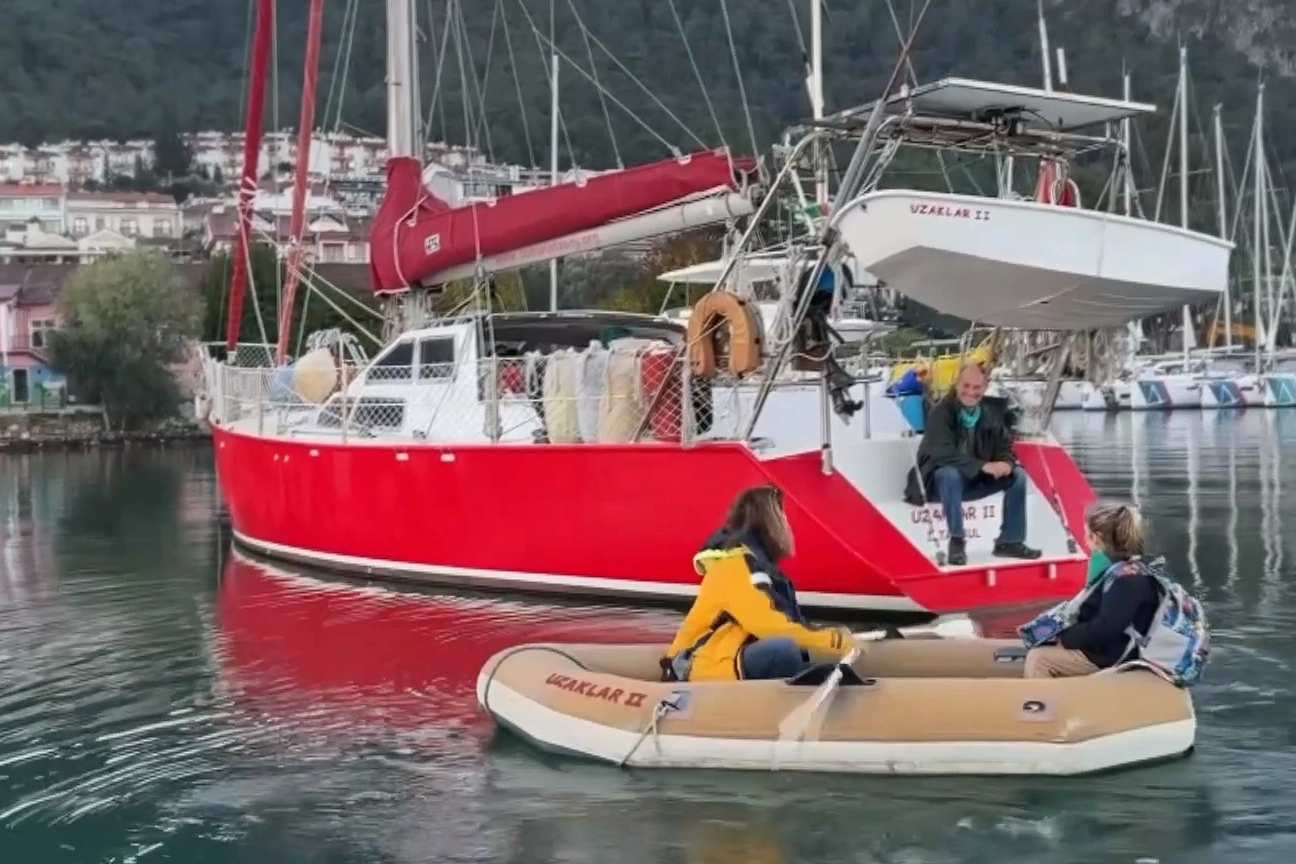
[663,531,849,682]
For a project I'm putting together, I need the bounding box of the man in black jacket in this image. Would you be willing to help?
[904,364,1042,566]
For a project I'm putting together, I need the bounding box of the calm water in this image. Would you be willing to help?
[2,412,1295,863]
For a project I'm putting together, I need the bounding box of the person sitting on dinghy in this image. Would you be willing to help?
[662,485,853,682]
[1023,503,1162,678]
[903,363,1041,566]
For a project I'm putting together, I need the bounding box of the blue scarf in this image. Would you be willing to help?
[958,405,981,429]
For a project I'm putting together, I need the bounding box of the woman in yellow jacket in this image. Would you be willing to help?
[662,485,854,682]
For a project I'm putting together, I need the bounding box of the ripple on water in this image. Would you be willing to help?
[3,424,1296,863]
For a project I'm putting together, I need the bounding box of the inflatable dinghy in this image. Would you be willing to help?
[477,637,1195,776]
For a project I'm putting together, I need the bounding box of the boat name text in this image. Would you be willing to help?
[545,673,647,707]
[911,503,996,541]
[909,202,990,221]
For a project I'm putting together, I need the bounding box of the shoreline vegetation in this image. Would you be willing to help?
[0,411,209,453]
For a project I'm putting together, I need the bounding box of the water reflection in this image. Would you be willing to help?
[214,549,679,731]
[2,418,1296,862]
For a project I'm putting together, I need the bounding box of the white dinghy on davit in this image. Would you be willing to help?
[827,78,1231,331]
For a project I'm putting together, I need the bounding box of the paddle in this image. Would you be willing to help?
[776,644,863,744]
[853,615,977,641]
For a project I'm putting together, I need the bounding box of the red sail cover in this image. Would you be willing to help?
[369,148,758,293]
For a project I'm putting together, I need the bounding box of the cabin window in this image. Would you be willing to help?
[418,337,456,381]
[372,340,414,382]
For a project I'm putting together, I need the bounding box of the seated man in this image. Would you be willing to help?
[903,364,1042,566]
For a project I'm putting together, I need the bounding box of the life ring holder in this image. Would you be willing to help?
[686,291,764,379]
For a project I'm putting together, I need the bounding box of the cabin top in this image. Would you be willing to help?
[394,310,685,363]
[825,77,1156,134]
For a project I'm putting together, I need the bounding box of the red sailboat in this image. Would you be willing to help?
[204,0,1230,616]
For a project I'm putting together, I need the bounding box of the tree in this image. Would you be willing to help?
[47,253,204,430]
[153,127,193,179]
[598,229,725,314]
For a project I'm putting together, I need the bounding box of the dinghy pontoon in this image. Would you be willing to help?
[478,638,1194,776]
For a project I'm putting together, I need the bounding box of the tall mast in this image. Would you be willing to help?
[224,0,275,350]
[1121,71,1133,217]
[811,0,826,205]
[1213,104,1231,349]
[1037,0,1053,92]
[274,0,326,364]
[549,10,560,312]
[386,0,420,159]
[1253,83,1264,368]
[1177,46,1191,363]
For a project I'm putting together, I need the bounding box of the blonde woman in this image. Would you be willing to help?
[1024,503,1162,678]
[661,486,853,682]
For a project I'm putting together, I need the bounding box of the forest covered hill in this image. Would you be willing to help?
[3,0,1295,188]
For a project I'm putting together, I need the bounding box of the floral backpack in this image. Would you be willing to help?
[1018,556,1210,688]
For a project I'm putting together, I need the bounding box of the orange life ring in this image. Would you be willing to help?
[686,291,763,378]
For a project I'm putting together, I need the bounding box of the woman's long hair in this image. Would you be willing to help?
[723,485,794,561]
[1085,502,1146,560]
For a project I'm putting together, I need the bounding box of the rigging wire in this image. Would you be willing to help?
[563,0,623,166]
[716,0,761,159]
[423,0,455,144]
[883,0,958,194]
[329,0,360,134]
[515,5,682,153]
[524,0,703,151]
[498,0,538,167]
[463,0,501,162]
[665,0,726,151]
[513,0,578,167]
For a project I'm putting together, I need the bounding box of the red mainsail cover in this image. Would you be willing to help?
[369,148,758,293]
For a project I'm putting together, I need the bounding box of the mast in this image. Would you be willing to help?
[1213,104,1231,349]
[1121,72,1133,217]
[1253,83,1264,369]
[1037,0,1052,92]
[386,0,420,159]
[275,0,326,364]
[224,0,275,350]
[1177,46,1191,363]
[549,54,560,311]
[811,0,826,205]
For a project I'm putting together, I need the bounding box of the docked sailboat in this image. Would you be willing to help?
[202,1,1231,615]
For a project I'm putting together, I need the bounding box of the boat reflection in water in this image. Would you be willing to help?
[213,549,1215,863]
[214,546,1042,734]
[214,548,679,736]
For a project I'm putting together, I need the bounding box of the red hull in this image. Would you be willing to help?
[212,425,1094,614]
[369,149,757,292]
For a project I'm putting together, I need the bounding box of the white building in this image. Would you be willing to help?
[65,190,182,240]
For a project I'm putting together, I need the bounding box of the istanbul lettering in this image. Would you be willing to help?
[909,202,991,221]
[911,503,998,540]
[545,673,647,708]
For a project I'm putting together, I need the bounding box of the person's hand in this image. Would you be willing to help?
[831,626,858,652]
[982,460,1012,478]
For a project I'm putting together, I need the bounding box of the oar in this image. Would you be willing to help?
[776,644,863,744]
[853,614,977,641]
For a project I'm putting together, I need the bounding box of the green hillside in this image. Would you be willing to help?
[0,0,1288,174]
